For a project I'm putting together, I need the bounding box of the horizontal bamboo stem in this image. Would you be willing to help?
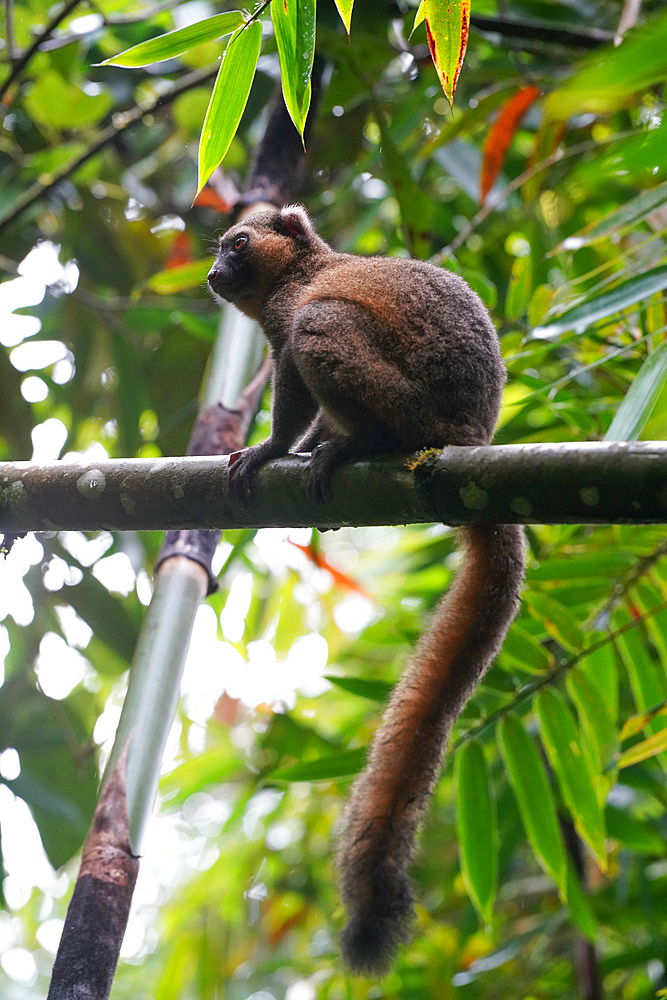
[1,442,666,532]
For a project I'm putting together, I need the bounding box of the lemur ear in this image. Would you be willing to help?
[281,204,313,241]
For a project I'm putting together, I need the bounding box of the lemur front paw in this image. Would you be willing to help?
[307,444,336,505]
[228,445,268,503]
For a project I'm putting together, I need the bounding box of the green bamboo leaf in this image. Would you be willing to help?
[564,863,597,939]
[142,259,212,294]
[505,255,533,321]
[605,340,667,442]
[498,623,552,675]
[566,668,618,783]
[411,0,426,34]
[578,641,619,723]
[325,675,393,702]
[634,585,667,665]
[533,265,667,339]
[554,179,667,252]
[197,21,262,195]
[524,591,584,651]
[614,606,667,768]
[614,608,667,715]
[528,550,635,582]
[333,0,354,33]
[272,0,315,138]
[455,740,498,923]
[535,689,607,868]
[544,9,667,122]
[618,727,667,768]
[269,747,366,782]
[607,804,666,854]
[619,699,667,741]
[374,110,435,237]
[498,713,567,894]
[98,12,245,67]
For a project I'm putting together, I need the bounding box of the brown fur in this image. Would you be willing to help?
[208,205,526,975]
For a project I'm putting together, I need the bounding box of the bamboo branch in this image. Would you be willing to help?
[1,442,666,535]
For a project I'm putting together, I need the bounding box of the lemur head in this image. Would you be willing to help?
[207,205,330,319]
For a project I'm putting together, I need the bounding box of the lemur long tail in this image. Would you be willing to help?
[337,523,526,976]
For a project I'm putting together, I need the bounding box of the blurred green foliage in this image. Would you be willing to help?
[1,0,667,997]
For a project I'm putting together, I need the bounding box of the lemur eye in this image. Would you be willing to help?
[233,235,248,251]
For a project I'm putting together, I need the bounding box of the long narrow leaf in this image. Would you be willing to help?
[99,12,245,67]
[272,0,315,138]
[455,740,498,923]
[505,255,533,321]
[296,0,316,123]
[480,85,540,204]
[269,747,366,782]
[619,698,667,741]
[197,21,262,195]
[618,727,667,768]
[614,606,667,768]
[498,713,567,894]
[555,179,667,252]
[605,340,667,441]
[566,668,618,788]
[144,259,212,294]
[412,0,426,33]
[423,0,470,107]
[614,608,667,715]
[334,0,354,33]
[565,863,597,939]
[535,689,607,868]
[607,804,666,854]
[325,675,393,702]
[533,264,667,338]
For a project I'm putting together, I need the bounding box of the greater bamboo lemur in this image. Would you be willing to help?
[208,205,525,976]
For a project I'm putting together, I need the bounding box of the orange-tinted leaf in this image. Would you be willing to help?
[424,0,470,107]
[164,231,194,269]
[289,540,370,597]
[193,185,236,212]
[480,85,541,203]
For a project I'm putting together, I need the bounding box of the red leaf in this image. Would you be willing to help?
[164,231,194,269]
[194,186,235,212]
[290,540,371,598]
[480,85,541,204]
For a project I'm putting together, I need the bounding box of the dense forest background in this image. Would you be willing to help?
[1,0,667,997]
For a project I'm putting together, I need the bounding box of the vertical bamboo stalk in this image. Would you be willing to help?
[47,74,321,997]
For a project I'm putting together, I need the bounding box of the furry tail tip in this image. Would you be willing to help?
[340,879,414,976]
